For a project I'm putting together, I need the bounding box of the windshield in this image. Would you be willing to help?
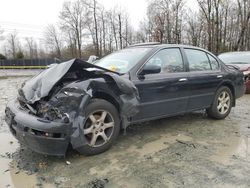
[95,47,152,73]
[218,52,250,64]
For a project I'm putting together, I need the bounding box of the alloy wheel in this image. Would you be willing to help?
[83,110,115,147]
[217,91,230,115]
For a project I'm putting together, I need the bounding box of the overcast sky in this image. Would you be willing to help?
[0,0,148,41]
[0,0,198,48]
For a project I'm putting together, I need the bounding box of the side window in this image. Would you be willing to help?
[185,49,211,71]
[207,54,219,70]
[144,48,184,74]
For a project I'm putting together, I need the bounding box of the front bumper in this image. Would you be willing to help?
[5,100,71,156]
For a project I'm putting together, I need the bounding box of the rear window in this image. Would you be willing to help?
[184,49,211,71]
[207,54,219,70]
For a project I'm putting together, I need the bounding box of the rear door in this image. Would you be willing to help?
[183,48,223,111]
[131,48,189,122]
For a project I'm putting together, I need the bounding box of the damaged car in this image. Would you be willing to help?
[5,43,245,156]
[218,51,250,94]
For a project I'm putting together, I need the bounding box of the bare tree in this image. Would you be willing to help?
[25,37,38,59]
[122,13,133,47]
[234,0,250,50]
[118,14,123,49]
[44,24,63,58]
[197,0,214,51]
[110,9,118,50]
[64,28,78,58]
[172,0,185,43]
[6,32,20,59]
[93,0,99,56]
[100,9,106,55]
[145,0,185,44]
[0,26,4,41]
[60,0,89,58]
[82,0,101,56]
[185,11,204,46]
[3,0,249,60]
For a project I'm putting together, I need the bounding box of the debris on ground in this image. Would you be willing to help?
[176,139,196,148]
[86,178,109,188]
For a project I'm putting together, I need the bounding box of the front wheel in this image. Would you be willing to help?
[76,99,120,156]
[207,86,233,119]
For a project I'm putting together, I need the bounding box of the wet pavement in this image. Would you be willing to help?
[1,72,250,188]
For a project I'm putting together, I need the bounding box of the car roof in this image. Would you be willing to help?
[219,51,250,56]
[127,43,210,52]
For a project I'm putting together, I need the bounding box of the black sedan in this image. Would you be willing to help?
[5,43,245,156]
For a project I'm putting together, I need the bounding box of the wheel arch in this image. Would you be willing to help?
[92,91,121,113]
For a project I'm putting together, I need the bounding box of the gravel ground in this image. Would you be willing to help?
[0,69,42,77]
[0,71,250,188]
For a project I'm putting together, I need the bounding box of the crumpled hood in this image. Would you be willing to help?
[21,58,119,104]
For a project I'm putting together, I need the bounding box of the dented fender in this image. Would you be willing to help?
[62,75,139,150]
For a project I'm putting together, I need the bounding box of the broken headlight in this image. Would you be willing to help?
[37,87,84,122]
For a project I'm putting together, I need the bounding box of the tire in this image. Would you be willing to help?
[207,86,233,119]
[76,99,120,156]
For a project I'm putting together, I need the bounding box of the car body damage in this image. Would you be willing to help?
[6,44,245,156]
[6,59,139,156]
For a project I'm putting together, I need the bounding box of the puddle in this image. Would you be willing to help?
[88,134,193,177]
[0,132,19,154]
[127,133,193,157]
[0,132,54,188]
[89,158,122,176]
[6,164,54,188]
[210,135,250,165]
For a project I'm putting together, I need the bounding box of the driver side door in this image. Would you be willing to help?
[131,48,189,123]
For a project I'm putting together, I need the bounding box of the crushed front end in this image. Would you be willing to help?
[5,59,139,156]
[5,100,71,156]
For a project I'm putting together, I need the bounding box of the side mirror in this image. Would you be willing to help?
[139,65,161,76]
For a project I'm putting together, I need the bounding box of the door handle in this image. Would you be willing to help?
[179,78,188,82]
[217,75,223,78]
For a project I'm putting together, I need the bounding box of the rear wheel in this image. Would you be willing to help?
[76,99,120,155]
[207,86,233,119]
